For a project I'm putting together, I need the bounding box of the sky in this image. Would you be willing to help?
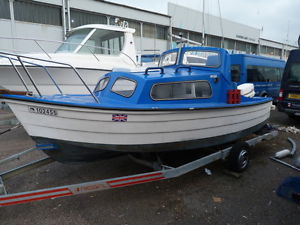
[106,0,299,46]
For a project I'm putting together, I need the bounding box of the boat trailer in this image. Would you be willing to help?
[0,130,278,207]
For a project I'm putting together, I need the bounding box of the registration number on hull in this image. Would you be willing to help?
[28,106,57,116]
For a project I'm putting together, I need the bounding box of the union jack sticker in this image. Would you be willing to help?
[112,114,128,122]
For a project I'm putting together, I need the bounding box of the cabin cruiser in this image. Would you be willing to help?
[0,46,272,162]
[0,24,139,95]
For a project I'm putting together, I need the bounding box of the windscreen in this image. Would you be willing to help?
[78,29,125,55]
[56,28,93,53]
[182,50,221,68]
[56,28,125,55]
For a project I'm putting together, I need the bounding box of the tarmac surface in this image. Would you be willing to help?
[0,109,300,225]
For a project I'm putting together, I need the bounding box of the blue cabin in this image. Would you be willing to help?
[90,46,258,109]
[230,54,285,99]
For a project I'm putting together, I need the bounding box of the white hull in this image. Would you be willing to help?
[5,99,272,146]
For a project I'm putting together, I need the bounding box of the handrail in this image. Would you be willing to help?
[2,54,64,95]
[145,67,164,75]
[0,51,99,103]
[17,57,42,97]
[7,58,30,92]
[0,36,137,66]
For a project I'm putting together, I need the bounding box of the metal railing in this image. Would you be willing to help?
[0,51,100,103]
[0,36,137,66]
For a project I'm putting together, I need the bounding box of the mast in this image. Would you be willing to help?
[202,0,205,46]
[217,0,224,48]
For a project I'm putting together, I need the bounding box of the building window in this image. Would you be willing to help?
[224,38,235,50]
[189,31,202,44]
[156,25,167,40]
[0,0,10,19]
[70,9,107,28]
[250,44,258,54]
[14,0,62,26]
[207,35,222,48]
[143,23,155,38]
[274,48,281,57]
[128,20,141,36]
[266,46,275,55]
[235,41,246,52]
[260,45,267,54]
[151,81,212,100]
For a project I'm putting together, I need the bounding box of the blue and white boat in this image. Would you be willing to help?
[0,47,272,162]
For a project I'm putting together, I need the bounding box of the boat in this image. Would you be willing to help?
[0,23,139,95]
[0,46,272,162]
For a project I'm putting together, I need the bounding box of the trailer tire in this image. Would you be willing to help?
[228,142,250,172]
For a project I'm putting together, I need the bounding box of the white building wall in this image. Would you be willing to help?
[0,19,14,52]
[0,19,63,54]
[168,2,260,44]
[70,0,170,26]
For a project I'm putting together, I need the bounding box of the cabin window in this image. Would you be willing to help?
[94,77,110,92]
[247,65,283,82]
[151,81,212,100]
[78,30,125,55]
[159,52,178,67]
[182,51,220,67]
[231,64,241,82]
[112,78,137,97]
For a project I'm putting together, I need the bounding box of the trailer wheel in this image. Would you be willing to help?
[228,142,250,172]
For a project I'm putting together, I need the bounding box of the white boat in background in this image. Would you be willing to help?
[0,24,140,95]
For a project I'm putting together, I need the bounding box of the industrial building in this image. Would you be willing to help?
[0,0,296,59]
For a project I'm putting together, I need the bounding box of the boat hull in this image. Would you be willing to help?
[34,120,267,162]
[4,98,272,162]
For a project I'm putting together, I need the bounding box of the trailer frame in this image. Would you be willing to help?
[0,130,278,207]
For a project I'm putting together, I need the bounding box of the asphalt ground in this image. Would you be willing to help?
[0,110,300,225]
